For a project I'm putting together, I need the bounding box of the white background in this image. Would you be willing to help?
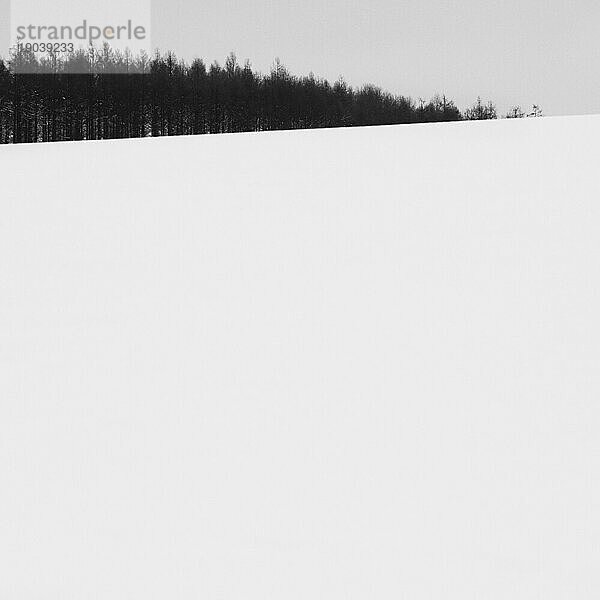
[1,116,600,598]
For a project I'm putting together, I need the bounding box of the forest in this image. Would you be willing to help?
[0,47,534,144]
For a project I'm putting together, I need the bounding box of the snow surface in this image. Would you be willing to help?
[1,116,600,599]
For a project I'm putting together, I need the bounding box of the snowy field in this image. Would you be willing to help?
[1,115,600,599]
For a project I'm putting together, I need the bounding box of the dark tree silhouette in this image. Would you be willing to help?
[464,96,497,120]
[506,105,526,118]
[0,47,518,144]
[528,104,543,118]
[506,104,543,119]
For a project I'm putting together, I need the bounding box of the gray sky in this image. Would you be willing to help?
[2,0,599,115]
[151,0,599,116]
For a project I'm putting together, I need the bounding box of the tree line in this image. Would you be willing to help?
[0,46,538,144]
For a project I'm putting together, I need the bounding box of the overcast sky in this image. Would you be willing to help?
[2,0,599,116]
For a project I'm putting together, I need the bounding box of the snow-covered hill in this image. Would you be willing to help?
[2,116,600,599]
